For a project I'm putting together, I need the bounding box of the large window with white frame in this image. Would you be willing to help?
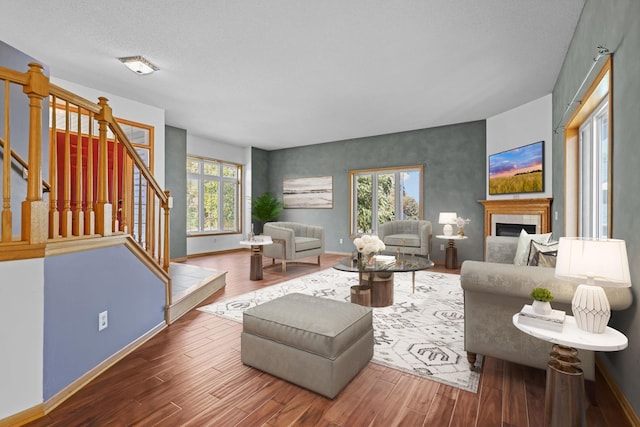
[349,165,423,236]
[187,156,242,235]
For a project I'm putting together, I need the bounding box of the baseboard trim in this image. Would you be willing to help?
[596,356,640,426]
[187,248,244,258]
[43,322,166,414]
[0,404,44,427]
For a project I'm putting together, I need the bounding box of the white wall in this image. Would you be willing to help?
[486,94,553,199]
[186,134,252,256]
[50,78,166,189]
[0,259,44,419]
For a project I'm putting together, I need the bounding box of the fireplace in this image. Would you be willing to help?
[495,223,536,237]
[479,198,552,242]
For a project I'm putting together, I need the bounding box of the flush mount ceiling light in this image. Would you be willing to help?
[118,56,159,75]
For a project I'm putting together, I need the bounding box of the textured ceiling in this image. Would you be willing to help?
[0,0,585,150]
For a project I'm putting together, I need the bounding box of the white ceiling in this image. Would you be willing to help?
[0,0,584,151]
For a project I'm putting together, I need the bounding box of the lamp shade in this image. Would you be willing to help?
[438,212,457,225]
[555,237,631,288]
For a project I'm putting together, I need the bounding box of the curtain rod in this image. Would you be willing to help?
[552,45,611,134]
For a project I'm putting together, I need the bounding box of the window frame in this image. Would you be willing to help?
[348,164,423,237]
[564,56,612,237]
[186,155,242,236]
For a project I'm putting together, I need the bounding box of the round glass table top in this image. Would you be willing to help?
[333,253,434,273]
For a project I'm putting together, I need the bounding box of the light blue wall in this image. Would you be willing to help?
[43,245,165,400]
[552,0,640,414]
[260,120,486,263]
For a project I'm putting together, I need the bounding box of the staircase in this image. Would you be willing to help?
[168,263,226,323]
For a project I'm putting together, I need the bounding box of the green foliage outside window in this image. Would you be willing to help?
[187,156,241,234]
[353,166,422,235]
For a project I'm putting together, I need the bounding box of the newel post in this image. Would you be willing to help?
[21,62,49,244]
[94,97,113,236]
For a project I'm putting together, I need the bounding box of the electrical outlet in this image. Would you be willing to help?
[554,211,558,221]
[339,238,343,244]
[440,244,445,251]
[22,167,28,180]
[98,311,108,331]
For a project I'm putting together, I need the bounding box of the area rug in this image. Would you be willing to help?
[198,268,483,393]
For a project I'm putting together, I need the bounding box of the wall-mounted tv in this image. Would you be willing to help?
[489,141,544,195]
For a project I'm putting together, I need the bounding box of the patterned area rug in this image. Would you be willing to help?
[198,268,483,393]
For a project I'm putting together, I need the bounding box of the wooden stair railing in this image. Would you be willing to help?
[0,62,171,291]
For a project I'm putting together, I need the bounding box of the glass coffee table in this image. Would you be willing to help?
[333,254,434,307]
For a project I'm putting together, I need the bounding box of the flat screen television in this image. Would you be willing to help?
[488,141,544,195]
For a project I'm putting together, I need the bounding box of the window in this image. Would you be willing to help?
[187,156,242,234]
[578,99,609,238]
[349,165,423,236]
[564,57,612,238]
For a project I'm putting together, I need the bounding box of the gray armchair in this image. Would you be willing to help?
[377,220,432,258]
[263,222,325,273]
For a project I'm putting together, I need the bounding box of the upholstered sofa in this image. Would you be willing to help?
[263,222,325,272]
[460,235,633,380]
[377,220,432,258]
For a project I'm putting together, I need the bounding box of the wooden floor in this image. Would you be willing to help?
[26,251,631,427]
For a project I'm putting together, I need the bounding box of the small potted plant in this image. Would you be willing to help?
[530,287,554,315]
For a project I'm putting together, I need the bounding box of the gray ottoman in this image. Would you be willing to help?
[241,293,373,399]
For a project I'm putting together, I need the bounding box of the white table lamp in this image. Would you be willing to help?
[555,237,631,334]
[439,212,457,236]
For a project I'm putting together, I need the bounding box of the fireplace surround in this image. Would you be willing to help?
[479,198,553,242]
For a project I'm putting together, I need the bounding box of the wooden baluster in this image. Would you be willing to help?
[49,96,59,238]
[2,80,12,242]
[146,182,154,254]
[120,154,129,234]
[84,114,94,235]
[72,107,84,235]
[21,62,48,244]
[163,190,171,272]
[94,97,112,236]
[112,138,119,232]
[60,101,72,237]
[157,195,162,264]
[137,169,143,245]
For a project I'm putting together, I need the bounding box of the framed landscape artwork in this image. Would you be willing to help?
[283,176,333,209]
[489,141,544,195]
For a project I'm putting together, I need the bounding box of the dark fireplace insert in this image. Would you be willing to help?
[496,223,536,237]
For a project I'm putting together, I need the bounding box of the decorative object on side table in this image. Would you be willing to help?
[555,237,631,334]
[530,287,554,315]
[438,212,457,236]
[454,216,470,237]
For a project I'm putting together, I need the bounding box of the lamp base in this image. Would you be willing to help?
[443,224,453,236]
[571,284,611,334]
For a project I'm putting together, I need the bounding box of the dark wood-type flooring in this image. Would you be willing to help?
[26,252,630,426]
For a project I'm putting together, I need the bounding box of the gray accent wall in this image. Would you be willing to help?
[165,125,187,260]
[43,245,165,400]
[258,120,486,263]
[552,0,640,414]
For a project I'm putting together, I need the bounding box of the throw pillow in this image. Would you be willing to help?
[528,240,559,267]
[513,229,552,266]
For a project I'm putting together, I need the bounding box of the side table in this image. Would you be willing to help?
[435,235,468,269]
[513,313,627,426]
[239,236,273,280]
